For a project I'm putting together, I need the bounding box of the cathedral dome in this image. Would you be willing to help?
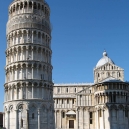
[96,51,115,68]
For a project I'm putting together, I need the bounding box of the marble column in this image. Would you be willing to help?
[82,108,84,129]
[96,110,98,129]
[7,111,10,129]
[21,86,23,99]
[21,48,23,60]
[76,109,79,129]
[103,110,105,129]
[26,84,28,99]
[55,110,57,128]
[32,64,34,79]
[15,86,18,100]
[21,66,23,80]
[32,84,34,98]
[32,47,34,60]
[15,110,18,129]
[16,67,18,80]
[38,109,41,129]
[42,86,44,99]
[37,66,39,79]
[32,31,34,43]
[60,110,62,128]
[26,65,28,79]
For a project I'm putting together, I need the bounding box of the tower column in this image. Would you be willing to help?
[26,84,28,99]
[26,65,28,79]
[55,110,57,128]
[38,109,41,129]
[32,64,34,79]
[32,83,34,98]
[7,111,9,129]
[15,110,18,129]
[76,109,79,129]
[32,31,34,43]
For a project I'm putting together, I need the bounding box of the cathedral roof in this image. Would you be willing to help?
[96,51,114,68]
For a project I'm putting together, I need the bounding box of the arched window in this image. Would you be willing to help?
[98,73,100,77]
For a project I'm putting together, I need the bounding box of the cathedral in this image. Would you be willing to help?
[53,51,129,129]
[3,0,129,129]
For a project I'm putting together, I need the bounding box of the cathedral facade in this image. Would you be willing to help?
[4,0,55,129]
[54,51,129,129]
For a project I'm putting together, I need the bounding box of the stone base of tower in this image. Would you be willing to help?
[3,100,55,129]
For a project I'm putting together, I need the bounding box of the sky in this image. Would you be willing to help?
[0,0,129,111]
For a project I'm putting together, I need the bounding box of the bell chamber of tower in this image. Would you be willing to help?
[4,0,55,129]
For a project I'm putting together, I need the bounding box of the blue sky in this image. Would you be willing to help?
[0,0,129,111]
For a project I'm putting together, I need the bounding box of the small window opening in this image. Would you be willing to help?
[126,94,128,102]
[58,88,60,93]
[62,99,63,104]
[57,99,58,104]
[125,110,128,117]
[21,119,23,127]
[66,88,68,93]
[113,94,116,102]
[98,110,102,117]
[75,88,76,92]
[119,72,121,77]
[67,99,69,104]
[89,112,93,124]
[62,112,65,118]
[32,113,34,119]
[110,93,113,102]
[72,99,74,104]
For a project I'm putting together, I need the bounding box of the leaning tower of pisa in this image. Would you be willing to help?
[4,0,55,129]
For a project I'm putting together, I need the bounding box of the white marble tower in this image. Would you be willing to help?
[4,0,55,129]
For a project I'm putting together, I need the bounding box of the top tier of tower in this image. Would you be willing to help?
[7,0,51,34]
